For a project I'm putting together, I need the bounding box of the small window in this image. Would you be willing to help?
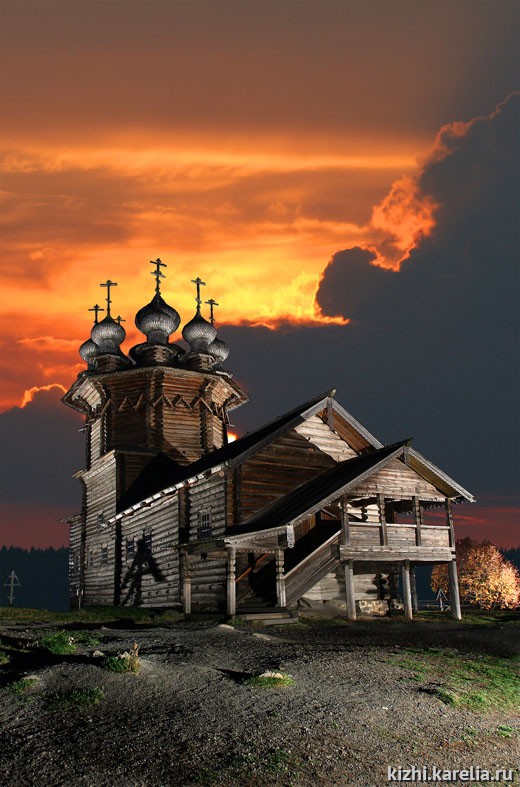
[101,546,108,566]
[197,511,212,540]
[126,537,135,561]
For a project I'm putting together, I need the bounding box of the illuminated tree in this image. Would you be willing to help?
[431,537,520,610]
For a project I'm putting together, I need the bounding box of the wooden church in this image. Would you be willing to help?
[63,260,474,621]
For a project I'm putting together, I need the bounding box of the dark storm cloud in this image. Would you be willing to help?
[0,0,517,142]
[0,387,83,508]
[225,95,520,500]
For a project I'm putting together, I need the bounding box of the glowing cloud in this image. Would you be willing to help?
[21,383,67,408]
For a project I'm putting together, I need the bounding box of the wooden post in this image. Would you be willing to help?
[377,493,388,546]
[401,561,413,621]
[182,550,191,615]
[413,496,423,546]
[226,546,236,617]
[445,498,455,549]
[344,560,356,621]
[448,560,462,620]
[275,549,286,608]
[341,496,350,545]
[410,566,419,613]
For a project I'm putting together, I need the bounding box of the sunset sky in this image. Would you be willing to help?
[0,0,518,548]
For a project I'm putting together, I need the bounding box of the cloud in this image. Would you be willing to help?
[0,386,83,510]
[20,383,67,407]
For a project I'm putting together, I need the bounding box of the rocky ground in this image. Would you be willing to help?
[0,612,518,787]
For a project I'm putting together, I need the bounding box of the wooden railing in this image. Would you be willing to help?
[285,530,341,605]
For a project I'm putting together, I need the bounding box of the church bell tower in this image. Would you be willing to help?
[63,261,247,537]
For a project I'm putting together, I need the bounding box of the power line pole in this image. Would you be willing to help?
[3,571,21,607]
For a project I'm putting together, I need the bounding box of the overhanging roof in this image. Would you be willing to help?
[225,440,409,538]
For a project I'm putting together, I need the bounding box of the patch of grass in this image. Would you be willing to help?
[67,630,101,647]
[497,724,515,738]
[243,670,295,689]
[432,686,459,705]
[265,748,293,773]
[394,648,520,713]
[0,606,184,626]
[39,630,77,655]
[101,643,140,673]
[0,650,10,666]
[9,677,39,695]
[47,686,104,710]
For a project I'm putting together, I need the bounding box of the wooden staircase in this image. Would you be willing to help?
[235,522,341,622]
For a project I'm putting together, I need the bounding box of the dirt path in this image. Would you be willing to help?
[1,618,518,786]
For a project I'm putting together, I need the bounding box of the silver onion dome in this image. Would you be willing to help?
[182,308,217,352]
[208,335,229,365]
[135,292,180,345]
[91,315,126,354]
[79,338,99,363]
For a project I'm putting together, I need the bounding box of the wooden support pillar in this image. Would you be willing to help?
[413,496,423,546]
[341,496,350,545]
[226,546,236,617]
[448,560,462,620]
[410,566,419,613]
[275,549,286,608]
[401,561,413,621]
[344,560,356,621]
[182,550,191,615]
[377,493,388,546]
[445,498,455,548]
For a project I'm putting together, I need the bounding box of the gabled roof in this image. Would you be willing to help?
[407,448,475,502]
[117,389,381,511]
[226,440,409,538]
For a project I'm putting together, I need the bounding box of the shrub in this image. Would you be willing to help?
[39,631,77,655]
[101,642,140,673]
[244,670,295,688]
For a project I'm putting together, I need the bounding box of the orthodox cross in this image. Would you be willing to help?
[191,277,206,309]
[3,570,21,607]
[100,280,118,317]
[88,304,104,324]
[205,298,219,325]
[115,315,125,326]
[150,258,166,294]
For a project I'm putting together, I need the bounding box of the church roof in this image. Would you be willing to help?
[116,389,381,511]
[225,440,409,538]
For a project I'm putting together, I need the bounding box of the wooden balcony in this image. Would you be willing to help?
[339,521,454,563]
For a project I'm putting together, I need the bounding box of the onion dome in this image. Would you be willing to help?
[182,307,217,352]
[91,315,126,354]
[79,338,99,364]
[135,292,180,344]
[208,335,229,365]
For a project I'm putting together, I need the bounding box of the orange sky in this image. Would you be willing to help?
[1,0,517,411]
[0,1,518,555]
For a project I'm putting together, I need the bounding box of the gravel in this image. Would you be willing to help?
[0,617,518,786]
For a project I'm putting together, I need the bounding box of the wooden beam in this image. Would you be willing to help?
[377,493,388,546]
[448,560,462,620]
[344,560,356,621]
[445,498,455,548]
[401,560,413,621]
[413,496,423,546]
[341,496,350,545]
[410,566,419,613]
[226,546,236,617]
[275,549,286,608]
[181,550,191,615]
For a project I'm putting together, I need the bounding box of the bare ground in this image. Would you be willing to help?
[0,614,518,787]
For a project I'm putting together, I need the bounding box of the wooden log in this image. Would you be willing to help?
[410,566,419,613]
[448,560,462,620]
[226,547,236,616]
[344,560,356,621]
[401,561,413,621]
[377,493,388,546]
